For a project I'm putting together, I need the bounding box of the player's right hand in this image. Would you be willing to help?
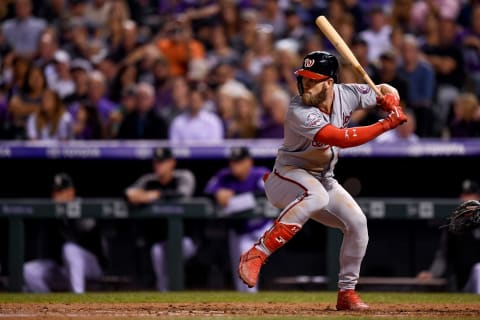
[379,106,408,131]
[377,93,400,112]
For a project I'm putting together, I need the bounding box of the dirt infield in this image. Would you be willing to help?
[1,302,479,319]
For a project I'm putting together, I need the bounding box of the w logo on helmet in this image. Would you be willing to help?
[304,58,315,68]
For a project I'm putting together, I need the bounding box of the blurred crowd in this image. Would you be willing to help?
[1,0,480,142]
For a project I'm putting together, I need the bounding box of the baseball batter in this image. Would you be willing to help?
[238,51,407,311]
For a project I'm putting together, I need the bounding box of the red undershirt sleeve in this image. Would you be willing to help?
[314,122,386,148]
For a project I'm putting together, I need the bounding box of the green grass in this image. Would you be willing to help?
[0,290,479,304]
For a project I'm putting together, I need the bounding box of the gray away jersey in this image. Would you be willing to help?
[276,83,377,177]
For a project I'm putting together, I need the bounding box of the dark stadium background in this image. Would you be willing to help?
[2,155,477,291]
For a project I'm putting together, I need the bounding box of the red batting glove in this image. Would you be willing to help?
[377,93,400,112]
[379,106,408,131]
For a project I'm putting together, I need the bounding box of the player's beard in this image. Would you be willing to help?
[301,86,327,106]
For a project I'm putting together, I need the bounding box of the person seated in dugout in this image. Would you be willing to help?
[125,146,198,291]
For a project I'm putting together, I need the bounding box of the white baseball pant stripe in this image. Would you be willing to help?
[264,165,369,290]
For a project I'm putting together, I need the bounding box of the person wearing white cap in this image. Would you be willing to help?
[49,50,75,98]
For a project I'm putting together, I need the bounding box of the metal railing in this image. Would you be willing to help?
[0,197,457,292]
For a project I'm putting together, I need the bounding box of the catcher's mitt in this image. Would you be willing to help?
[443,200,480,234]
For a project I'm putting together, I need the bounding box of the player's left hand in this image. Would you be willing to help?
[379,106,408,130]
[376,93,400,112]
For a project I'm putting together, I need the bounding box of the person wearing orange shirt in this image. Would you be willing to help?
[156,18,205,77]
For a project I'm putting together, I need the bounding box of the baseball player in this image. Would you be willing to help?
[238,51,407,310]
[23,173,105,294]
[125,147,197,291]
[204,146,273,292]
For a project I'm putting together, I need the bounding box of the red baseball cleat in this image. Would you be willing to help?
[336,289,369,311]
[238,247,267,288]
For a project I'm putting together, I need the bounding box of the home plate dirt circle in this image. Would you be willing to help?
[0,302,479,318]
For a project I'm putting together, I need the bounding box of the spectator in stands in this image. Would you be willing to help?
[338,63,358,84]
[205,25,239,71]
[117,85,137,118]
[108,63,138,104]
[231,9,259,54]
[69,70,117,137]
[359,6,392,64]
[417,179,480,294]
[258,0,285,38]
[216,88,235,136]
[258,88,288,139]
[215,61,249,99]
[247,26,275,78]
[72,102,103,140]
[350,36,379,80]
[94,54,119,87]
[1,0,47,57]
[65,0,89,26]
[280,6,307,46]
[85,0,113,31]
[8,62,46,139]
[422,17,465,135]
[390,0,414,32]
[49,50,75,99]
[62,18,95,62]
[125,147,197,291]
[23,173,106,293]
[4,54,30,97]
[152,57,174,112]
[218,0,241,40]
[273,42,301,96]
[398,34,436,137]
[108,20,141,64]
[64,59,92,107]
[26,89,73,140]
[447,93,480,138]
[204,146,273,292]
[459,5,480,96]
[389,25,405,60]
[253,63,284,102]
[416,11,440,48]
[411,0,461,33]
[158,76,189,124]
[375,108,420,143]
[325,0,347,34]
[156,17,205,77]
[35,30,58,85]
[117,82,168,140]
[227,91,259,139]
[169,85,223,143]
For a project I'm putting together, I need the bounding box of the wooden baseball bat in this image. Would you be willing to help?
[315,15,383,97]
